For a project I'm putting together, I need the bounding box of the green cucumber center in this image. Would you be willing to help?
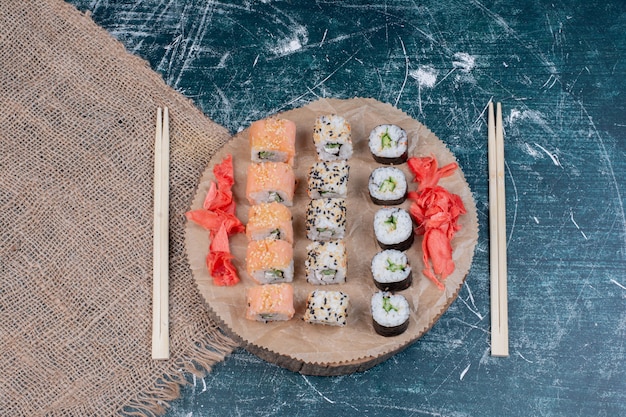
[382,296,399,313]
[381,131,394,149]
[384,215,397,230]
[379,177,397,193]
[386,258,406,272]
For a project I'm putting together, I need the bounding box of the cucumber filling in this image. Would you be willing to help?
[386,258,406,272]
[380,130,395,149]
[324,143,341,155]
[268,228,282,240]
[316,227,334,239]
[264,269,284,281]
[379,177,397,193]
[268,191,283,203]
[384,215,397,231]
[315,269,337,281]
[258,151,275,160]
[382,296,399,313]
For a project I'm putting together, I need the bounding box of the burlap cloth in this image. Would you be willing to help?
[0,1,240,415]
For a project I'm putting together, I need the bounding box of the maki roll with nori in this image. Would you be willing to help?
[371,291,410,337]
[373,207,414,251]
[368,124,408,164]
[368,166,407,205]
[370,249,412,291]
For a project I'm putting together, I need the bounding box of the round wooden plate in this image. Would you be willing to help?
[185,98,478,375]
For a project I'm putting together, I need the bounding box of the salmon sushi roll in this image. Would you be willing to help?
[246,162,296,206]
[246,238,294,284]
[313,114,353,161]
[249,117,296,165]
[246,202,294,244]
[245,283,295,322]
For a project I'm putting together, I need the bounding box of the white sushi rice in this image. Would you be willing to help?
[305,240,347,285]
[248,189,293,206]
[304,290,349,326]
[368,124,408,158]
[250,260,294,284]
[373,207,413,245]
[371,249,411,283]
[308,160,350,199]
[368,166,407,202]
[313,114,353,161]
[306,198,347,241]
[371,291,410,327]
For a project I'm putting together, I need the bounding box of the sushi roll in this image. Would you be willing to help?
[368,166,407,205]
[246,239,294,284]
[246,202,294,244]
[305,240,347,285]
[370,249,413,291]
[307,160,350,199]
[246,162,296,206]
[249,117,296,165]
[303,290,349,327]
[373,207,414,251]
[245,283,295,322]
[368,124,408,164]
[305,198,347,241]
[371,291,411,337]
[313,114,353,161]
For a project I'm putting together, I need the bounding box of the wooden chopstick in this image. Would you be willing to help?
[152,106,170,360]
[488,102,509,357]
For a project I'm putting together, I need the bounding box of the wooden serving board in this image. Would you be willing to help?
[185,98,478,375]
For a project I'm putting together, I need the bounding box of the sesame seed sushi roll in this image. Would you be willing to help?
[305,198,347,241]
[303,290,349,327]
[246,239,294,284]
[246,283,295,322]
[371,249,413,291]
[249,117,296,165]
[313,114,353,161]
[246,162,295,206]
[368,124,408,164]
[305,240,347,285]
[307,160,350,199]
[373,207,414,251]
[371,291,411,337]
[368,166,407,205]
[246,202,294,244]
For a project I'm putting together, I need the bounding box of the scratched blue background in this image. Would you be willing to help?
[68,1,625,415]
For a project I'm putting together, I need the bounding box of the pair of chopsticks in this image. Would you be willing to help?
[488,102,509,357]
[152,107,170,360]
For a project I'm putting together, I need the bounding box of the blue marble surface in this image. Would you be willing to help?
[68,1,625,415]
